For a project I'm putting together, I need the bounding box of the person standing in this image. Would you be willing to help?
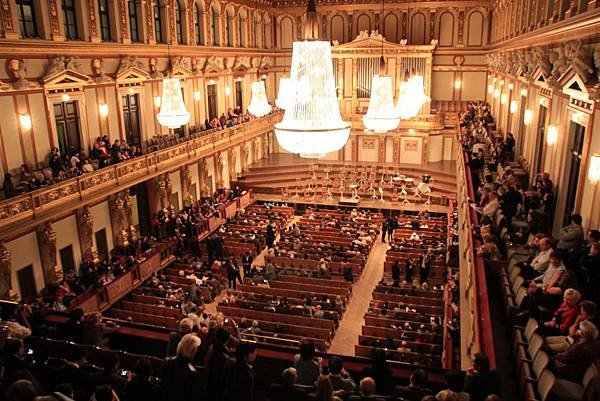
[381,219,389,243]
[222,342,257,401]
[392,260,401,287]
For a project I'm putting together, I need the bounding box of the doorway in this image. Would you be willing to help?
[235,81,243,111]
[131,183,151,236]
[122,93,141,146]
[59,245,75,274]
[95,228,109,260]
[533,104,548,175]
[17,265,37,301]
[54,101,82,155]
[563,122,585,225]
[207,83,218,119]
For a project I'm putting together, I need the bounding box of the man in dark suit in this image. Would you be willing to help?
[268,367,309,401]
[393,368,432,401]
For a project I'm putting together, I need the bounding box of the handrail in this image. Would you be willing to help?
[0,112,282,238]
[456,136,496,370]
[441,199,455,370]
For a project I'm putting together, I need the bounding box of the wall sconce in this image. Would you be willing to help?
[234,77,243,82]
[540,97,548,106]
[261,74,267,79]
[208,79,215,85]
[500,93,507,104]
[508,83,514,90]
[19,114,32,131]
[454,80,461,89]
[225,86,231,96]
[153,96,161,108]
[127,87,136,95]
[588,154,600,183]
[194,91,201,101]
[487,84,493,94]
[61,93,70,102]
[493,89,500,98]
[98,103,109,117]
[524,109,533,125]
[520,88,528,97]
[499,80,505,86]
[509,100,518,114]
[493,77,497,83]
[546,125,558,145]
[408,128,416,135]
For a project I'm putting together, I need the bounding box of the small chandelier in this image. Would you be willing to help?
[248,80,271,117]
[275,77,292,109]
[396,70,428,119]
[157,54,190,129]
[274,0,350,158]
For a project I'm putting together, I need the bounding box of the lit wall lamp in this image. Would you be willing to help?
[408,128,416,135]
[520,88,528,97]
[588,154,600,183]
[493,89,500,98]
[509,100,518,113]
[454,80,461,89]
[546,125,558,145]
[127,87,136,95]
[261,74,267,79]
[524,109,533,125]
[19,114,32,131]
[225,86,231,96]
[508,83,514,90]
[153,96,161,108]
[98,103,109,117]
[499,80,505,86]
[493,77,498,83]
[194,91,201,101]
[487,84,493,94]
[208,79,215,85]
[61,94,70,102]
[500,93,507,104]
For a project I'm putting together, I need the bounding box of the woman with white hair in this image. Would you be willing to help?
[554,320,600,382]
[161,333,203,401]
[539,288,581,336]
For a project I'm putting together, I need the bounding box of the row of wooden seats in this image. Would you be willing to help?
[362,324,442,343]
[372,291,444,307]
[265,255,362,276]
[238,283,347,307]
[370,299,443,316]
[374,285,444,299]
[112,308,178,330]
[364,315,439,333]
[131,293,180,307]
[275,273,353,290]
[121,300,182,318]
[217,304,335,331]
[246,204,295,218]
[268,279,350,297]
[358,334,443,354]
[228,299,340,322]
[235,286,345,314]
[355,344,441,366]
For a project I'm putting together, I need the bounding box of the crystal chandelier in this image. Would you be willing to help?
[274,0,350,159]
[395,70,428,119]
[275,77,292,109]
[248,80,271,117]
[362,0,400,133]
[157,52,190,129]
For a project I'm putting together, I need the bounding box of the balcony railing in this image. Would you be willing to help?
[0,112,282,237]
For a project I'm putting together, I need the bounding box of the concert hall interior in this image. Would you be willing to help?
[0,1,599,401]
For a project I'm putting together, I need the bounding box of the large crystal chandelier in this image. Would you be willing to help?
[274,0,350,159]
[362,0,400,133]
[248,80,271,117]
[396,69,428,119]
[157,52,190,129]
[275,77,292,109]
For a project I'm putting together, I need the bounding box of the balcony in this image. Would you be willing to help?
[0,112,282,239]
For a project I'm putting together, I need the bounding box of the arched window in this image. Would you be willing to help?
[225,8,233,47]
[128,0,139,42]
[97,0,111,41]
[194,2,204,45]
[175,0,183,44]
[238,10,246,47]
[253,13,261,48]
[16,0,38,38]
[154,3,164,43]
[210,4,219,45]
[263,14,271,48]
[62,0,79,40]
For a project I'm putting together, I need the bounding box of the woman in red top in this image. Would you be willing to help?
[539,288,581,336]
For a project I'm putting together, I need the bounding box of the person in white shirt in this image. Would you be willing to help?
[522,237,553,279]
[480,192,499,219]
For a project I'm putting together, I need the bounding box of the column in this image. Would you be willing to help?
[0,1,19,39]
[109,192,127,247]
[76,205,94,260]
[36,222,60,283]
[0,242,12,300]
[88,0,101,43]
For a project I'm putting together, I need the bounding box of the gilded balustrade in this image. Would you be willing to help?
[0,112,282,239]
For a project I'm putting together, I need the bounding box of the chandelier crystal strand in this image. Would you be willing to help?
[157,77,191,129]
[248,80,271,117]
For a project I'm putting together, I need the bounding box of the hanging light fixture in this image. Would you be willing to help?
[396,70,425,119]
[157,44,190,129]
[275,76,293,109]
[274,0,350,158]
[248,80,271,117]
[362,0,400,133]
